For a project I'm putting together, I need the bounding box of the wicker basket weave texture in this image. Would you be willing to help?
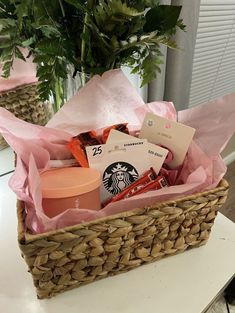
[0,136,8,150]
[0,83,52,150]
[17,179,229,299]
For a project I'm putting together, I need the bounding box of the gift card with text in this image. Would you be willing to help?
[139,113,195,168]
[107,129,168,174]
[86,140,152,202]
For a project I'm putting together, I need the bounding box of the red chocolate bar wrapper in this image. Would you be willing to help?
[133,175,168,196]
[67,131,102,167]
[103,168,157,206]
[102,123,129,143]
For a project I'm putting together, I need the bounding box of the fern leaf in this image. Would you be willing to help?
[15,46,26,61]
[15,0,30,29]
[109,0,144,17]
[63,0,87,11]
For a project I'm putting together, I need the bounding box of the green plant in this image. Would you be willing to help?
[0,0,185,109]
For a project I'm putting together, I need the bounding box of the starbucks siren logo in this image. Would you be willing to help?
[103,162,138,195]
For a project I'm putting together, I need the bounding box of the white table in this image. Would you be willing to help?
[0,151,235,313]
[0,147,14,175]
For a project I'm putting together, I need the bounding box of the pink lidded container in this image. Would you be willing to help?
[40,167,101,218]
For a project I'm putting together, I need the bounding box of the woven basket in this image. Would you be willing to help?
[0,83,52,149]
[17,179,229,299]
[0,135,8,151]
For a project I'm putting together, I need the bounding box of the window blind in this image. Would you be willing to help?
[189,0,235,107]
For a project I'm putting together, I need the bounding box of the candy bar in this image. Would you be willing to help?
[103,168,157,206]
[133,175,168,196]
[104,171,168,206]
[77,131,102,146]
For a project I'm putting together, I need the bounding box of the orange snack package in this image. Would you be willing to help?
[67,131,102,167]
[102,123,129,143]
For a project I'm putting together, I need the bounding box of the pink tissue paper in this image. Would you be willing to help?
[0,48,37,92]
[0,69,235,234]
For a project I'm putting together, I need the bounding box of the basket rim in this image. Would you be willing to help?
[17,179,229,244]
[0,82,38,96]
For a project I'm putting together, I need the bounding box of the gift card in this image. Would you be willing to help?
[107,129,168,174]
[86,140,152,202]
[139,112,195,168]
[106,129,140,144]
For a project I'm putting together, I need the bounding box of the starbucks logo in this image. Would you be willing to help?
[103,162,139,195]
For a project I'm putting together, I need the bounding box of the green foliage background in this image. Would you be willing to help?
[0,0,185,105]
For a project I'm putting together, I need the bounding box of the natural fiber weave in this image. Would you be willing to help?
[17,179,229,299]
[0,135,8,151]
[0,83,52,149]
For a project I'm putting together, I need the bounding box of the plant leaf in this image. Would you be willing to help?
[140,51,163,86]
[36,38,64,56]
[63,0,87,11]
[109,0,144,17]
[15,46,26,61]
[2,60,13,77]
[0,37,11,48]
[33,24,61,38]
[0,18,16,32]
[0,0,185,103]
[14,0,30,29]
[21,36,36,47]
[144,5,182,33]
[32,0,61,26]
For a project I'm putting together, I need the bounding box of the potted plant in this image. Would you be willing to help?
[0,0,185,111]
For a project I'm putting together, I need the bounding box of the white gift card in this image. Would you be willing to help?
[139,112,196,168]
[107,129,168,174]
[86,140,152,202]
[106,129,140,144]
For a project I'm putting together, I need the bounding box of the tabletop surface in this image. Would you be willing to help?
[0,149,235,313]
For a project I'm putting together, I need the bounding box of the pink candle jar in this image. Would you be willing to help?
[40,167,101,218]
